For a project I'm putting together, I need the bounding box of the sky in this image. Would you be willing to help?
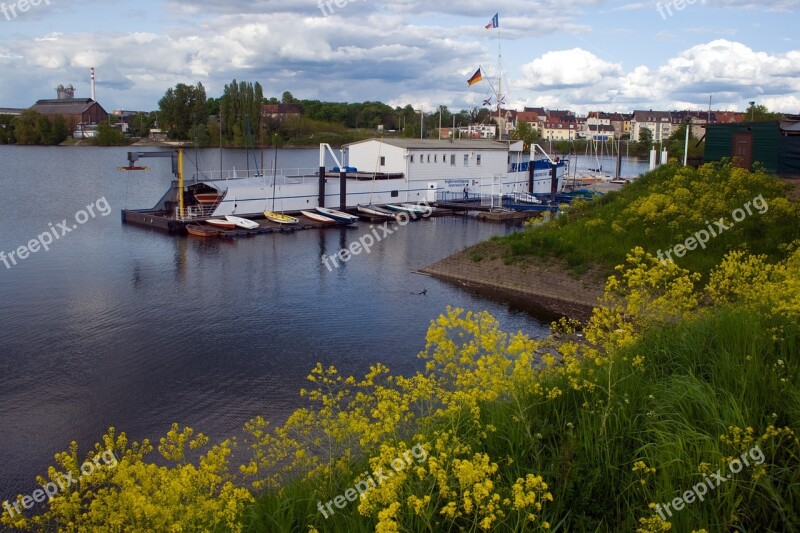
[0,0,799,115]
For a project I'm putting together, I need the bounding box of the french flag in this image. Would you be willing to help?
[485,13,498,29]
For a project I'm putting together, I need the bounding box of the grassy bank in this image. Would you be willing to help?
[3,165,800,532]
[498,163,799,277]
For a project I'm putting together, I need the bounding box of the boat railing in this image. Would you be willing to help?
[436,191,502,203]
[189,168,322,184]
[175,205,217,220]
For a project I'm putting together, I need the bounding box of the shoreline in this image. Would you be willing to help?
[419,244,607,321]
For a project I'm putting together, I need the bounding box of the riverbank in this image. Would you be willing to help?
[420,241,606,320]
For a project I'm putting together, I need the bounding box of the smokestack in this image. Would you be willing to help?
[90,67,95,101]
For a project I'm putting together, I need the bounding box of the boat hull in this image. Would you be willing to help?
[206,219,237,229]
[224,215,260,230]
[301,210,337,224]
[264,211,299,224]
[315,207,359,224]
[186,224,220,237]
[357,204,396,218]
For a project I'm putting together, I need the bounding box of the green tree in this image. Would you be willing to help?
[511,121,540,150]
[91,121,127,146]
[636,127,654,155]
[219,80,264,145]
[745,103,782,122]
[158,82,208,140]
[666,120,704,162]
[0,114,16,144]
[13,110,42,145]
[281,91,297,104]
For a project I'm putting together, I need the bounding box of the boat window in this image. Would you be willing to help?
[450,154,455,165]
[380,156,386,166]
[427,155,430,163]
[410,155,414,163]
[463,154,469,166]
[391,190,399,197]
[434,154,437,163]
[477,154,481,166]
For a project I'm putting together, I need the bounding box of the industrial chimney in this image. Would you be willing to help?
[90,67,96,101]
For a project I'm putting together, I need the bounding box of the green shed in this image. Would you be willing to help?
[704,120,800,177]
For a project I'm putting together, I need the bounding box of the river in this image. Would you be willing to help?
[0,145,572,504]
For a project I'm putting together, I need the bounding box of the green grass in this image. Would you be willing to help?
[498,163,800,278]
[246,305,800,532]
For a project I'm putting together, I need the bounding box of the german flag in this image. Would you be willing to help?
[467,68,483,86]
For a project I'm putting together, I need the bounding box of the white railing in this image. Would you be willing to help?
[175,205,217,220]
[189,168,321,184]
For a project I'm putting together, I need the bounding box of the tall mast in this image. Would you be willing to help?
[496,30,502,139]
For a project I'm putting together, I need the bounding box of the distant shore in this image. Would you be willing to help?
[419,242,606,320]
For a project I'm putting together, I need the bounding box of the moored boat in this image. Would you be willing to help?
[386,204,431,216]
[315,206,359,224]
[357,204,396,218]
[301,210,338,224]
[264,211,299,225]
[224,215,260,230]
[206,218,237,229]
[186,224,220,237]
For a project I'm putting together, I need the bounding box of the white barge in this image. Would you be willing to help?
[120,139,568,232]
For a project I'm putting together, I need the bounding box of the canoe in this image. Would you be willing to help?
[206,218,237,229]
[300,210,338,224]
[224,215,260,230]
[315,206,359,224]
[264,211,299,225]
[357,204,396,218]
[186,224,220,237]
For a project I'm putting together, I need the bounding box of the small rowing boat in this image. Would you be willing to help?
[186,224,220,237]
[224,215,260,230]
[315,206,359,224]
[206,218,237,229]
[301,210,338,224]
[264,211,299,225]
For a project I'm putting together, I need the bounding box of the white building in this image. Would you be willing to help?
[455,125,497,139]
[346,138,512,197]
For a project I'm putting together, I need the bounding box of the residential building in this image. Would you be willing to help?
[457,124,497,139]
[541,121,576,141]
[261,103,302,121]
[586,124,616,141]
[632,110,673,143]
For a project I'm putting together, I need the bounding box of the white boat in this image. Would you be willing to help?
[206,218,237,229]
[357,204,395,218]
[301,210,338,224]
[315,207,359,224]
[386,204,429,216]
[224,215,259,230]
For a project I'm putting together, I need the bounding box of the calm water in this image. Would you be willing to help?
[0,146,558,504]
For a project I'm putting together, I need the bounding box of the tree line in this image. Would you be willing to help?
[152,80,501,147]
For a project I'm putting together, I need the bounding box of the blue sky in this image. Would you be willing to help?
[1,0,798,114]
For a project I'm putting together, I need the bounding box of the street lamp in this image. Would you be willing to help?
[749,101,755,122]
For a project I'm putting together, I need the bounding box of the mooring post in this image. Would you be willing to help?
[318,166,326,207]
[528,158,534,194]
[339,169,347,211]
